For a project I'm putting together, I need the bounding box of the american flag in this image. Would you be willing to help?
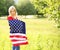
[8,19,28,46]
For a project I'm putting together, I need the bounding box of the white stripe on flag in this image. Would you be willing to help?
[10,33,26,36]
[10,37,26,40]
[12,40,28,44]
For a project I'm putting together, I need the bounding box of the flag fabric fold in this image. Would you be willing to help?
[8,19,28,46]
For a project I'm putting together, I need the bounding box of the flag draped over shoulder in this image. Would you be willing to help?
[8,19,28,46]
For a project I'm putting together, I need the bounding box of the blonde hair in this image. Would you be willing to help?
[8,6,18,16]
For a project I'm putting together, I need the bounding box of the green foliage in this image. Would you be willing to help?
[30,0,60,27]
[0,0,15,16]
[0,0,60,28]
[16,0,36,15]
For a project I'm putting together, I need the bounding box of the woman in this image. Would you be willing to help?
[7,6,28,50]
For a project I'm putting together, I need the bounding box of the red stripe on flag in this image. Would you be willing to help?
[10,35,27,39]
[13,41,28,46]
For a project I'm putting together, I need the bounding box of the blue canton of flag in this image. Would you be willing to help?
[8,19,26,34]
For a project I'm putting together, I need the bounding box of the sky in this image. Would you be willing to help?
[14,0,18,4]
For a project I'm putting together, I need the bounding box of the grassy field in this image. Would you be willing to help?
[0,18,60,50]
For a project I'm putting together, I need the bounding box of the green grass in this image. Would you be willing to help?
[0,18,60,50]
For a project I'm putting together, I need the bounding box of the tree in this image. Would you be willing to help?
[16,0,36,15]
[30,0,48,18]
[31,0,60,27]
[0,0,15,16]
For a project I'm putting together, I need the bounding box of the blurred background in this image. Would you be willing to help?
[0,0,60,50]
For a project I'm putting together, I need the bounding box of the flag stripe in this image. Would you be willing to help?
[10,33,26,36]
[10,33,28,46]
[13,42,28,46]
[10,35,27,39]
[12,40,28,44]
[10,37,27,40]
